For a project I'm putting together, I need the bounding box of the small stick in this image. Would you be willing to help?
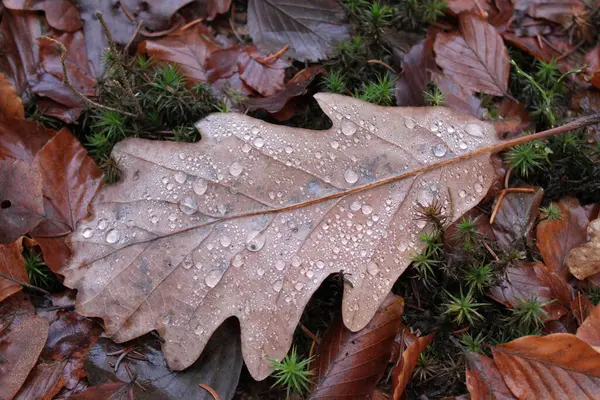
[124,21,143,53]
[0,272,50,295]
[38,36,136,117]
[115,346,136,372]
[141,23,183,37]
[367,59,396,73]
[300,323,321,345]
[199,383,221,400]
[180,17,205,32]
[259,45,289,63]
[119,0,135,22]
[489,187,535,224]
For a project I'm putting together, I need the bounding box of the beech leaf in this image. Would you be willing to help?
[465,352,516,400]
[567,217,600,280]
[434,14,510,97]
[64,93,502,380]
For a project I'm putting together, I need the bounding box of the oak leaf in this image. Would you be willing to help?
[64,93,501,379]
[567,217,600,280]
[434,14,510,97]
[492,333,600,399]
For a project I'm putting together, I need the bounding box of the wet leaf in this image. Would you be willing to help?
[0,117,55,163]
[391,329,435,399]
[31,128,103,237]
[568,217,600,280]
[0,315,49,400]
[577,304,600,349]
[0,159,44,243]
[309,294,404,399]
[395,39,437,107]
[0,72,24,119]
[236,46,289,96]
[491,187,543,251]
[64,93,502,379]
[434,14,510,97]
[536,197,599,279]
[492,333,600,399]
[247,0,351,62]
[465,352,516,400]
[34,236,72,274]
[4,0,82,32]
[69,382,131,400]
[0,237,28,303]
[512,0,587,27]
[86,319,242,400]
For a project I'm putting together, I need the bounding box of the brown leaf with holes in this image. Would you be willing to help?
[465,352,516,400]
[537,197,599,279]
[4,0,82,32]
[309,294,403,399]
[568,217,600,280]
[0,316,49,400]
[577,304,600,349]
[0,72,24,119]
[492,333,600,399]
[391,329,435,399]
[63,94,502,380]
[0,237,28,303]
[434,14,510,97]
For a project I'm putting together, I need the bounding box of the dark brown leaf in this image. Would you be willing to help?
[69,382,131,400]
[432,72,485,118]
[491,187,543,251]
[492,333,600,399]
[465,352,516,400]
[395,39,437,107]
[0,237,28,303]
[512,0,587,26]
[391,329,435,399]
[536,197,599,279]
[247,0,351,62]
[237,46,289,96]
[310,294,404,399]
[0,159,44,243]
[492,98,532,138]
[434,14,510,96]
[31,128,103,237]
[0,118,56,164]
[0,316,49,400]
[577,303,600,348]
[4,0,82,32]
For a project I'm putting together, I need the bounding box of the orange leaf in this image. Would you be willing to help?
[0,72,24,119]
[577,304,600,349]
[465,352,516,400]
[391,329,435,399]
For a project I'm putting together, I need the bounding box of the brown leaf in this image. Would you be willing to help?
[34,236,72,274]
[0,159,44,243]
[4,0,82,32]
[584,46,600,89]
[310,294,404,399]
[237,46,289,96]
[577,304,600,348]
[492,98,532,138]
[536,197,599,279]
[247,0,351,62]
[0,118,56,163]
[465,352,516,400]
[434,14,510,97]
[0,72,24,119]
[395,39,437,107]
[512,0,587,27]
[488,262,568,321]
[571,293,594,325]
[568,217,600,280]
[391,329,435,399]
[63,94,502,379]
[0,237,28,303]
[68,382,131,400]
[491,187,543,251]
[179,0,232,21]
[31,128,103,237]
[0,316,49,400]
[492,333,600,399]
[432,72,485,118]
[244,66,325,114]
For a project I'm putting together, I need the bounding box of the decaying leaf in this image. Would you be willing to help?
[0,72,24,119]
[64,93,501,379]
[0,237,28,302]
[247,0,351,61]
[567,217,600,280]
[434,13,510,97]
[465,352,516,400]
[492,333,600,399]
[309,294,404,399]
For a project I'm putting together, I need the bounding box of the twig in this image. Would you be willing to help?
[367,59,396,73]
[119,0,135,22]
[489,187,536,224]
[114,346,137,372]
[95,12,143,116]
[300,323,321,345]
[125,21,143,53]
[38,36,136,117]
[0,272,50,295]
[180,17,205,32]
[259,45,289,63]
[199,383,221,400]
[141,23,183,37]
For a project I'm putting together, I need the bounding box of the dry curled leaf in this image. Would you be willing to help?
[309,294,404,399]
[492,333,600,399]
[568,217,600,280]
[0,72,24,119]
[434,13,510,97]
[64,93,501,379]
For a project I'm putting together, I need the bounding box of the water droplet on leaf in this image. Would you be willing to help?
[105,229,120,244]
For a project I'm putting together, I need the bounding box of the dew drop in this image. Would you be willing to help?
[246,231,266,252]
[217,203,227,214]
[174,171,187,184]
[192,178,208,195]
[178,153,186,160]
[416,220,427,229]
[229,162,244,177]
[97,219,108,230]
[292,257,302,267]
[350,201,362,211]
[178,197,197,215]
[105,229,120,244]
[254,137,265,148]
[273,279,283,292]
[459,189,467,198]
[341,119,357,136]
[251,126,259,134]
[285,146,293,154]
[344,169,359,184]
[295,282,304,290]
[182,258,193,269]
[232,254,244,267]
[459,142,468,150]
[316,260,325,269]
[367,261,380,276]
[162,315,170,325]
[405,117,416,129]
[275,260,286,271]
[205,269,223,288]
[465,123,484,138]
[361,204,373,215]
[429,123,439,132]
[306,270,315,278]
[241,143,252,153]
[150,215,159,224]
[474,183,483,193]
[331,141,339,149]
[398,243,407,252]
[82,228,93,238]
[432,144,447,157]
[220,235,231,247]
[195,262,203,270]
[257,268,265,276]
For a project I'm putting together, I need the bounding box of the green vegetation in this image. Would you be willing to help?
[271,347,314,399]
[443,287,489,325]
